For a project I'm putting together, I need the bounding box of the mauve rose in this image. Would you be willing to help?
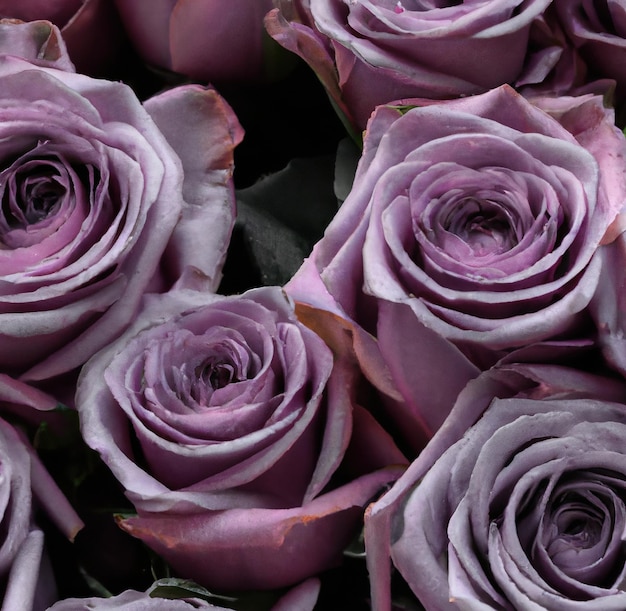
[0,0,127,76]
[114,0,282,84]
[365,363,626,610]
[0,20,241,396]
[266,0,552,130]
[555,0,626,105]
[76,286,403,592]
[286,84,626,452]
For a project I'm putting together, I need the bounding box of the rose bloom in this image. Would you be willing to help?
[0,21,241,400]
[555,0,626,105]
[286,84,626,453]
[365,363,626,610]
[76,286,403,592]
[0,0,127,76]
[114,0,281,84]
[266,0,552,130]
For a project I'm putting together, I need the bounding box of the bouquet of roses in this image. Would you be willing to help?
[0,1,626,610]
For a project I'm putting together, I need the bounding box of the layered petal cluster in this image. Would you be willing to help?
[114,0,280,84]
[286,86,626,451]
[556,0,626,104]
[0,20,241,386]
[77,286,401,591]
[267,0,551,129]
[366,363,626,610]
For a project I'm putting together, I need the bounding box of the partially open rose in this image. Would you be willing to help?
[77,286,402,592]
[266,0,552,129]
[366,363,626,610]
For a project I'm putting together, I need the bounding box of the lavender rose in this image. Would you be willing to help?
[365,363,626,610]
[76,286,402,592]
[266,0,552,130]
[114,0,285,84]
[555,0,626,106]
[0,20,241,391]
[286,85,626,452]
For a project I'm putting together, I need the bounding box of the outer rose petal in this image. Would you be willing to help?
[144,84,243,291]
[118,466,402,591]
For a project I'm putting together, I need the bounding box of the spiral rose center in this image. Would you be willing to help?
[197,358,241,391]
[444,198,516,257]
[533,477,626,592]
[553,501,602,549]
[0,155,72,249]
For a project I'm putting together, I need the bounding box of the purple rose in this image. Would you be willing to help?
[77,286,403,592]
[365,363,626,610]
[0,20,241,392]
[0,0,127,76]
[266,0,551,129]
[286,85,626,453]
[114,0,282,84]
[555,0,626,105]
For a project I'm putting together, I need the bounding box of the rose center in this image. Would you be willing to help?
[2,167,65,230]
[198,358,240,391]
[444,198,515,256]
